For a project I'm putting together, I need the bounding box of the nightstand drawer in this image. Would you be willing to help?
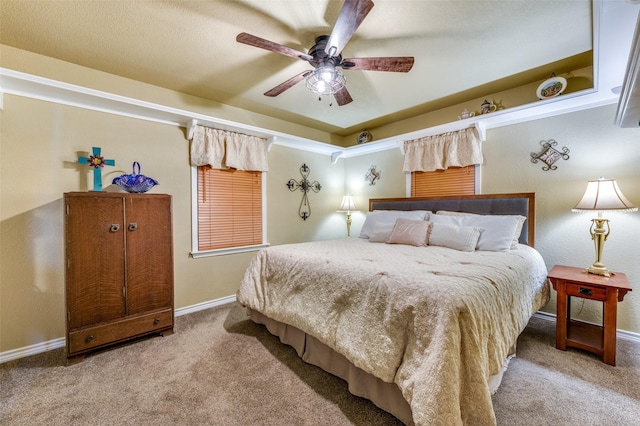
[565,282,607,301]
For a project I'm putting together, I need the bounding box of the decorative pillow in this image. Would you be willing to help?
[368,222,396,243]
[359,210,430,239]
[427,222,483,252]
[429,214,521,252]
[436,211,526,249]
[386,219,431,247]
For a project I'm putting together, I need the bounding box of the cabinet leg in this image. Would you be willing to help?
[66,354,86,366]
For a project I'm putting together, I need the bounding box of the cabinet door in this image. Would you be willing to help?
[124,195,173,315]
[65,195,126,329]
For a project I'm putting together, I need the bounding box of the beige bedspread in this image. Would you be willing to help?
[237,238,549,425]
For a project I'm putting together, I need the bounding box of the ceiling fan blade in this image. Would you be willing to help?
[333,87,353,106]
[264,71,313,97]
[324,0,374,57]
[237,32,312,61]
[342,57,415,72]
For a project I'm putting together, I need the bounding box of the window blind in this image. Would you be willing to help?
[197,166,262,250]
[411,165,475,197]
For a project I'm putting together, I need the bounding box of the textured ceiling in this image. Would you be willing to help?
[0,0,593,136]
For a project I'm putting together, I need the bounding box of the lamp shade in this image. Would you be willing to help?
[337,194,357,212]
[572,178,637,212]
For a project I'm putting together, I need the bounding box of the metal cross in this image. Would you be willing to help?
[287,163,322,220]
[78,146,115,191]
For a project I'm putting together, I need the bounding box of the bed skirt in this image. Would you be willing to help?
[248,308,514,425]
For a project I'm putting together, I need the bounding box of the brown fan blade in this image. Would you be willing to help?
[342,57,414,72]
[324,0,374,57]
[264,71,313,97]
[333,86,353,106]
[237,32,312,61]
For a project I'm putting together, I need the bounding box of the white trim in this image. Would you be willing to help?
[3,303,637,364]
[190,243,269,259]
[0,296,237,364]
[174,295,236,317]
[0,0,630,163]
[532,311,640,344]
[0,337,66,364]
[1,63,617,160]
[189,166,268,258]
[187,119,198,140]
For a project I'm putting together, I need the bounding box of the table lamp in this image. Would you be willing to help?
[572,177,637,276]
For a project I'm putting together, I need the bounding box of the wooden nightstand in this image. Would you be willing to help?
[548,265,632,366]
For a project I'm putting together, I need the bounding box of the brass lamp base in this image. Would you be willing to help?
[586,217,613,277]
[586,264,613,277]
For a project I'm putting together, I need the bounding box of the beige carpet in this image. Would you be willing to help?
[1,302,639,425]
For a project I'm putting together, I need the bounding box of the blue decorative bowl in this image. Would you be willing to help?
[112,162,158,193]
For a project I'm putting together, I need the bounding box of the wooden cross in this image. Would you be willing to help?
[78,147,115,192]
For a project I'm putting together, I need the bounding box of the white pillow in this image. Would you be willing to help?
[368,222,395,243]
[359,210,429,239]
[436,211,526,249]
[429,214,521,252]
[428,222,483,252]
[386,219,431,247]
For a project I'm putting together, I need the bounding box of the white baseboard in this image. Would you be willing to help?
[174,295,236,316]
[532,311,640,344]
[0,337,67,364]
[0,295,237,364]
[3,301,637,364]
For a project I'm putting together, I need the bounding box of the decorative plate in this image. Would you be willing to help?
[536,76,567,99]
[357,130,372,144]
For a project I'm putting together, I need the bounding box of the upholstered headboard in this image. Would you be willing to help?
[369,193,535,247]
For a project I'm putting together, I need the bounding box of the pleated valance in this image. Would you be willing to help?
[190,125,269,172]
[403,127,483,172]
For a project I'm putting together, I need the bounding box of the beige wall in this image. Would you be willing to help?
[0,93,345,353]
[481,105,640,332]
[1,47,639,357]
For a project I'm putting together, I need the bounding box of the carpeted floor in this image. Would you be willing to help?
[1,302,639,425]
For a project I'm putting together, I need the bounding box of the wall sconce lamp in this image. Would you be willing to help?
[572,177,637,276]
[337,194,358,237]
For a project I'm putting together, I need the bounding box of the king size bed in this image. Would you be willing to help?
[237,193,550,425]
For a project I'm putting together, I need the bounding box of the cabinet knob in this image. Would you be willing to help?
[128,223,138,231]
[153,318,160,325]
[85,335,94,343]
[109,224,120,232]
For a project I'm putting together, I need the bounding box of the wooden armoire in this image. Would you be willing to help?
[64,192,174,363]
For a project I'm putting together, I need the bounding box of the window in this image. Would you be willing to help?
[192,165,265,257]
[411,165,476,197]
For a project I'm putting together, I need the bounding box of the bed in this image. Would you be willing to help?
[237,193,550,425]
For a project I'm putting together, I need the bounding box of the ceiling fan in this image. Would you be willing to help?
[236,0,414,106]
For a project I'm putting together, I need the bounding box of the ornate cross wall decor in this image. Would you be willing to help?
[365,165,381,185]
[78,146,115,191]
[287,163,322,220]
[530,139,569,171]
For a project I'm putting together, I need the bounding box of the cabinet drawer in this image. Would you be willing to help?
[68,309,173,355]
[565,282,607,301]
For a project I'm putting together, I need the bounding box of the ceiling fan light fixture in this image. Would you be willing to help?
[306,65,346,95]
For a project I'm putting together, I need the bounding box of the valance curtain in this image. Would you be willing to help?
[403,127,483,172]
[190,125,269,172]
